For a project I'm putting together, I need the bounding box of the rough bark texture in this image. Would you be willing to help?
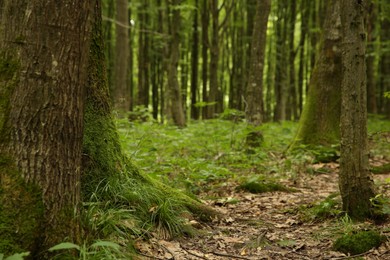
[245,0,271,126]
[166,0,186,127]
[114,0,130,113]
[290,0,342,148]
[0,0,91,256]
[339,0,376,219]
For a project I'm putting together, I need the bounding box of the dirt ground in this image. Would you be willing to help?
[136,160,390,260]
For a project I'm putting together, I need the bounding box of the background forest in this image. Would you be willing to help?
[1,0,390,259]
[104,0,390,123]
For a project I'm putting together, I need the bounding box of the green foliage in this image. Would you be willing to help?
[384,91,390,99]
[333,230,385,255]
[290,144,339,163]
[48,240,125,260]
[370,194,390,215]
[298,193,342,222]
[0,252,30,260]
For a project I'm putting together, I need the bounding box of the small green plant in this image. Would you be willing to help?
[0,252,30,260]
[298,193,342,222]
[48,241,121,260]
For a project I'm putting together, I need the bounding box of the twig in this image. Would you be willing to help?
[160,243,176,260]
[184,249,208,260]
[211,251,252,260]
[330,251,371,260]
[137,252,166,260]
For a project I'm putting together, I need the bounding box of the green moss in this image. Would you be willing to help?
[237,176,293,194]
[0,154,44,255]
[333,230,385,255]
[371,163,390,174]
[0,52,19,135]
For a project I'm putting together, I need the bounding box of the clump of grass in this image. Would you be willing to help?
[333,230,385,255]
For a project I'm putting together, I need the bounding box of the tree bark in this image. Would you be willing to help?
[339,0,376,219]
[114,0,130,113]
[166,0,186,127]
[191,0,200,120]
[245,0,271,126]
[0,0,91,256]
[290,0,342,148]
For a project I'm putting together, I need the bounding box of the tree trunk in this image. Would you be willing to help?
[290,0,342,148]
[0,0,91,256]
[114,0,130,113]
[137,0,150,108]
[201,0,209,119]
[366,0,377,114]
[245,0,271,126]
[207,0,219,118]
[166,0,186,127]
[191,0,200,120]
[339,0,376,220]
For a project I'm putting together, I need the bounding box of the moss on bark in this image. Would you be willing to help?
[81,1,217,240]
[0,155,44,255]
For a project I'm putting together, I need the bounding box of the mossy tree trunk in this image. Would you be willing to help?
[339,0,376,220]
[290,0,342,148]
[83,0,215,232]
[0,0,91,256]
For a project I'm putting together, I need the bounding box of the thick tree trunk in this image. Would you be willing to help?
[290,0,342,148]
[114,0,130,113]
[0,0,91,256]
[339,0,376,219]
[245,0,271,126]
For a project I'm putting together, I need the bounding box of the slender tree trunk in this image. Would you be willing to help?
[366,0,377,114]
[191,0,200,120]
[166,0,186,127]
[114,0,130,113]
[0,0,91,256]
[201,0,209,119]
[137,0,150,108]
[339,0,376,219]
[287,0,298,120]
[208,0,219,118]
[245,0,271,126]
[273,1,288,121]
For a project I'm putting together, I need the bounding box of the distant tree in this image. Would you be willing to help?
[0,0,91,256]
[339,0,376,219]
[290,0,342,148]
[166,0,186,127]
[245,0,271,126]
[137,0,151,108]
[114,0,131,113]
[190,0,200,120]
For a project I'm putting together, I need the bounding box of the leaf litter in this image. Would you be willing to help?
[135,162,390,259]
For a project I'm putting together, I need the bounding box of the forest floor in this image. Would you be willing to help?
[136,164,390,260]
[117,116,390,260]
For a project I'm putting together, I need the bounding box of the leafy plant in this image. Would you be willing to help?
[48,241,121,260]
[0,252,30,260]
